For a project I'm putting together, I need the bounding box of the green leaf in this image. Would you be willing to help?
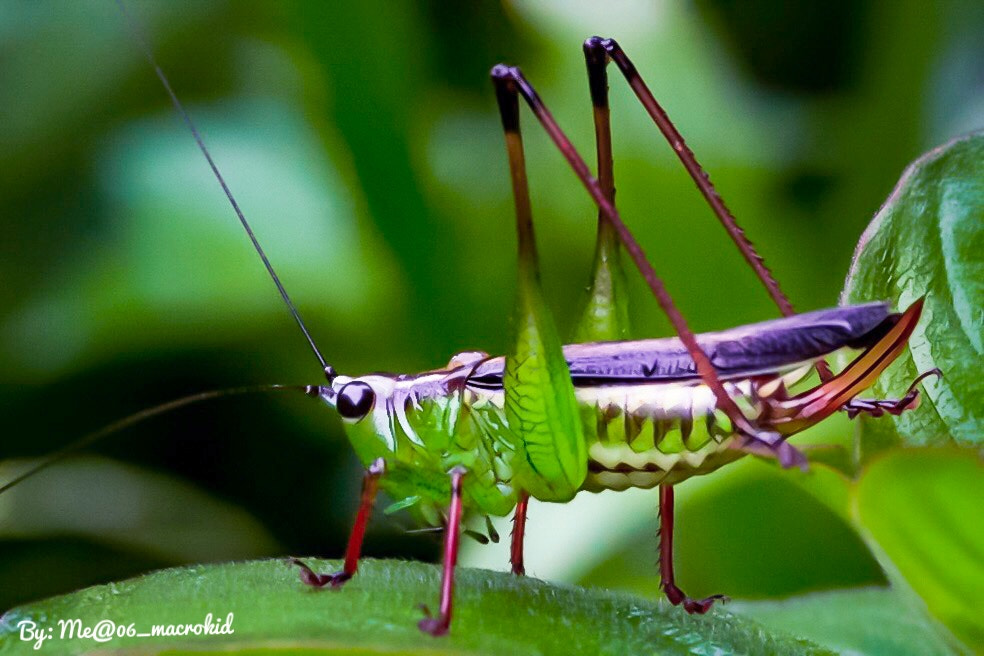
[841,131,984,456]
[731,587,956,656]
[852,448,984,652]
[0,559,834,656]
[0,457,278,562]
[504,268,586,502]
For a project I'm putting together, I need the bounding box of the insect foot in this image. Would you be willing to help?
[843,368,942,419]
[417,605,450,637]
[664,584,729,615]
[290,558,352,589]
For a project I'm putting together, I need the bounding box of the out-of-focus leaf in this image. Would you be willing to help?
[841,132,983,456]
[0,559,834,656]
[776,461,852,522]
[1,99,402,381]
[0,457,278,562]
[852,448,984,652]
[731,587,956,656]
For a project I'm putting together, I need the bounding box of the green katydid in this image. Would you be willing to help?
[289,48,933,635]
[0,12,938,640]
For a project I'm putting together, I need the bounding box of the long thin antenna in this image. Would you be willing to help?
[0,384,321,495]
[114,0,334,380]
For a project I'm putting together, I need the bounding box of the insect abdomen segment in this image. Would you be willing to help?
[579,380,750,491]
[467,375,786,495]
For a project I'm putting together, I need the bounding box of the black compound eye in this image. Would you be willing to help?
[337,381,375,421]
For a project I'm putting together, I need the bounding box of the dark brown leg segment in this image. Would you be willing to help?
[584,40,616,208]
[419,466,467,636]
[292,457,384,588]
[659,485,726,614]
[510,491,530,576]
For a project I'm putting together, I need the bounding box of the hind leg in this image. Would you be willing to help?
[843,369,941,419]
[659,485,727,614]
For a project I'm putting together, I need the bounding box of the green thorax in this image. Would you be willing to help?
[329,362,521,525]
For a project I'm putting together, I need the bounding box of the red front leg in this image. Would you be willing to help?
[293,457,385,588]
[419,466,467,636]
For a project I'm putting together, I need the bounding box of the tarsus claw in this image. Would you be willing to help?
[665,583,728,614]
[290,558,351,589]
[416,604,449,636]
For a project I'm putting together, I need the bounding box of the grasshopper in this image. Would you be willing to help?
[2,9,937,639]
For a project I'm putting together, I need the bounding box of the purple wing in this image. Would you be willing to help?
[469,302,895,387]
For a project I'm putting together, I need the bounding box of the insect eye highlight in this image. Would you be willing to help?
[337,381,375,421]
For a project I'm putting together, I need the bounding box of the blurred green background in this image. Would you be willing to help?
[1,0,981,623]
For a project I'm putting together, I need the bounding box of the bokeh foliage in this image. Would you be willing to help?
[1,1,981,654]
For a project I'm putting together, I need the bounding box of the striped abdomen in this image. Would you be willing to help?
[577,379,765,492]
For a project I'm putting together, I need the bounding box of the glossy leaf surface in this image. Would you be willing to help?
[842,132,983,456]
[0,560,832,656]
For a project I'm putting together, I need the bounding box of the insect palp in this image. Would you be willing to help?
[484,515,500,544]
[405,525,444,534]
